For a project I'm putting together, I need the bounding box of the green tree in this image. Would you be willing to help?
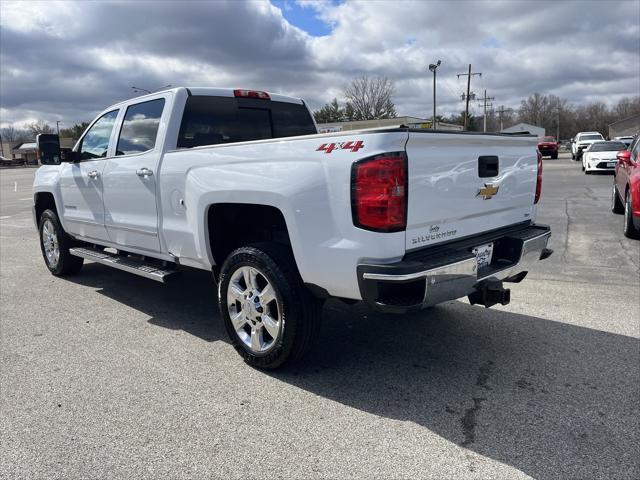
[60,122,90,139]
[313,98,344,124]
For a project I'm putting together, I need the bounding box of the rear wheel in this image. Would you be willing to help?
[218,243,322,369]
[623,190,640,239]
[571,152,575,160]
[38,209,83,275]
[551,152,558,159]
[611,180,624,214]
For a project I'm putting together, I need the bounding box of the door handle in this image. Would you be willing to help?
[136,167,153,177]
[87,170,100,179]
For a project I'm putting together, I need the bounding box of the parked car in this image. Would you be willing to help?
[582,141,628,174]
[571,131,605,160]
[537,136,559,159]
[33,86,553,368]
[614,136,635,148]
[612,135,640,239]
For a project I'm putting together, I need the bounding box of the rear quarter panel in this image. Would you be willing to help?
[158,131,408,299]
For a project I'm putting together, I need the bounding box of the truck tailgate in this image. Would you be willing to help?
[405,131,538,251]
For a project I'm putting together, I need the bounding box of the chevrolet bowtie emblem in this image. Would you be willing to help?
[476,183,499,200]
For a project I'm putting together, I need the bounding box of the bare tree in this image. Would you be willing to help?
[26,120,54,137]
[343,75,397,121]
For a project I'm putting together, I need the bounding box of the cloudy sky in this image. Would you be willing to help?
[1,0,638,128]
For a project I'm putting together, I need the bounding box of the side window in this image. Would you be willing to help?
[632,138,640,161]
[116,99,165,155]
[79,110,119,160]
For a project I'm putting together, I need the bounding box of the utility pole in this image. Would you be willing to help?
[477,90,495,132]
[496,105,512,132]
[56,121,62,136]
[428,60,441,129]
[556,107,560,140]
[457,64,482,130]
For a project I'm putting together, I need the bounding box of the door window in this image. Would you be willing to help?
[79,110,119,160]
[116,99,165,155]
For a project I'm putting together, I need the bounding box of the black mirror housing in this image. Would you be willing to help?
[61,149,80,162]
[36,133,62,165]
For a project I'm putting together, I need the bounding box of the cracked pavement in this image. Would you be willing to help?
[1,154,638,479]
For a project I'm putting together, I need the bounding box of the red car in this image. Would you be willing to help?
[612,135,640,239]
[537,136,559,159]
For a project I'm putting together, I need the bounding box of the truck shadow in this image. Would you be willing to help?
[67,264,639,480]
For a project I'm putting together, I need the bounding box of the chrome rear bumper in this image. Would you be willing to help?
[357,224,552,313]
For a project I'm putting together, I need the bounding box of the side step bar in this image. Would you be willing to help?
[70,247,179,283]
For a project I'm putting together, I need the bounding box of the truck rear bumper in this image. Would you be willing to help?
[357,223,552,313]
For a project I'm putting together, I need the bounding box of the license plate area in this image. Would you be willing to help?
[473,242,494,269]
[607,162,616,167]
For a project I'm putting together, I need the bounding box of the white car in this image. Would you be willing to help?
[614,136,635,148]
[582,140,628,174]
[571,131,605,160]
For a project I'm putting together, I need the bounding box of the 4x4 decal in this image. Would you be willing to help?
[316,140,364,154]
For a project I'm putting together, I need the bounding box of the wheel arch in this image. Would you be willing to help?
[206,202,296,278]
[34,191,57,223]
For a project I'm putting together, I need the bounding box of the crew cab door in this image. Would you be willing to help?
[102,97,166,253]
[58,109,119,241]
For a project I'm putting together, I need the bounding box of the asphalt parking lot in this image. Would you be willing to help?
[1,154,638,479]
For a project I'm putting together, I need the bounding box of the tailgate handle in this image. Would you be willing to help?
[478,156,499,178]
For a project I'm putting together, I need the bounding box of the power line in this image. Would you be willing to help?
[496,105,513,131]
[456,64,482,130]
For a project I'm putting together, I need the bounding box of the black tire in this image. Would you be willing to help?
[581,164,585,172]
[571,152,575,160]
[551,152,558,159]
[623,190,640,239]
[585,169,591,174]
[612,180,624,214]
[38,209,84,275]
[218,242,323,369]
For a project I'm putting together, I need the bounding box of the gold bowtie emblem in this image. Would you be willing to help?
[476,183,499,200]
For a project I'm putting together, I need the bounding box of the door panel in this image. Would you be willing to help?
[59,160,108,240]
[103,98,165,252]
[59,109,119,241]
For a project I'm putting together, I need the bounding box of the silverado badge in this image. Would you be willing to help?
[476,183,499,200]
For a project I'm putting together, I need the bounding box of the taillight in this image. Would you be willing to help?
[233,89,270,100]
[351,152,407,232]
[535,150,543,204]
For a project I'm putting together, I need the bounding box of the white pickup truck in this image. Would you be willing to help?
[33,87,552,368]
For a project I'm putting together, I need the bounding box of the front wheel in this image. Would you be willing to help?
[218,243,322,369]
[38,209,84,275]
[623,190,640,239]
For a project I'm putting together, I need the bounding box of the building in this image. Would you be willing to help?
[1,137,77,165]
[608,114,640,139]
[501,123,545,137]
[317,116,464,133]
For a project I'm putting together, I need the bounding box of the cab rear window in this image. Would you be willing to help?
[177,96,316,148]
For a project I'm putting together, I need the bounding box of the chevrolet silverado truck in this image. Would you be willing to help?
[33,87,553,368]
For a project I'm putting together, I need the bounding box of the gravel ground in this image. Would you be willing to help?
[1,153,638,479]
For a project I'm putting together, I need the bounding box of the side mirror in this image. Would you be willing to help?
[61,149,80,162]
[617,150,631,164]
[36,133,62,165]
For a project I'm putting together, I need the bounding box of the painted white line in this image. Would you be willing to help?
[20,197,32,201]
[14,182,17,192]
[0,215,12,220]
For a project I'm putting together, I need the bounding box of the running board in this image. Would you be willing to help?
[70,247,179,283]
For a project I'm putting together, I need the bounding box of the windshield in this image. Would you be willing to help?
[539,136,556,142]
[589,142,626,152]
[579,134,603,141]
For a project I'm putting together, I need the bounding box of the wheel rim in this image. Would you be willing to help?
[612,182,616,209]
[226,266,281,354]
[41,219,60,268]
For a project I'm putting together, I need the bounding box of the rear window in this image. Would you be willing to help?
[539,136,556,142]
[579,134,603,141]
[177,96,316,148]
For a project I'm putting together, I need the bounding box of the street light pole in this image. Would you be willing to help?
[428,60,442,129]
